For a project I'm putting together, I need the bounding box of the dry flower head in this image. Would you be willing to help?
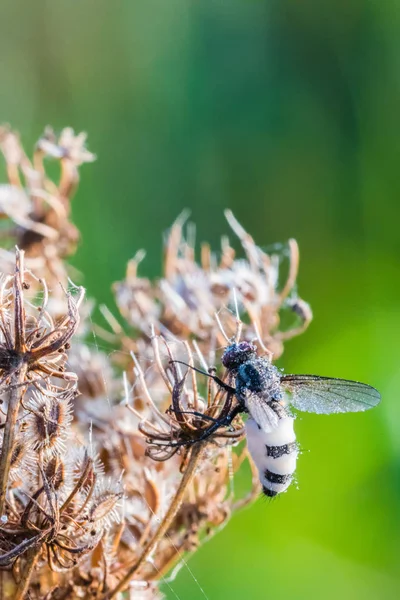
[0,126,311,600]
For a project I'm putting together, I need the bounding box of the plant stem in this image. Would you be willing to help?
[14,546,41,600]
[105,443,205,599]
[0,365,27,516]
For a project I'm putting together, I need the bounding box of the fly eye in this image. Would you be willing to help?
[238,341,256,354]
[239,342,250,351]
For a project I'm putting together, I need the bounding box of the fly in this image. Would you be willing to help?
[218,340,381,496]
[171,340,381,497]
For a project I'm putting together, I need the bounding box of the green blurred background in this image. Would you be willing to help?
[1,1,399,598]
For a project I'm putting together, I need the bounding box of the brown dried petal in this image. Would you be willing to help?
[144,476,160,515]
[88,489,122,526]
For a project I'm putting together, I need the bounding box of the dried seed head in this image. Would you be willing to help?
[37,127,96,166]
[0,250,85,392]
[68,446,105,481]
[0,125,94,288]
[114,211,311,358]
[44,456,66,490]
[67,343,115,400]
[24,389,73,456]
[0,139,312,600]
[6,437,37,482]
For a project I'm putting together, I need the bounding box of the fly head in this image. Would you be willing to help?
[221,341,258,372]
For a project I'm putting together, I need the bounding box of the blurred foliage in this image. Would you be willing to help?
[1,1,399,598]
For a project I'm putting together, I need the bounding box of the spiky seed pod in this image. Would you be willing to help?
[0,250,84,388]
[7,437,37,482]
[24,390,73,456]
[44,456,66,490]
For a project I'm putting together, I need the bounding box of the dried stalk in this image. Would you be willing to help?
[105,443,205,599]
[0,365,27,515]
[14,546,41,600]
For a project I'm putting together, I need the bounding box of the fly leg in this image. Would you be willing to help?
[169,360,236,394]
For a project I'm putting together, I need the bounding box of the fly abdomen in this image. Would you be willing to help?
[263,415,298,497]
[266,441,298,459]
[245,412,298,498]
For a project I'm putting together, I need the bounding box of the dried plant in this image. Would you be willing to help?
[0,125,95,292]
[0,127,311,599]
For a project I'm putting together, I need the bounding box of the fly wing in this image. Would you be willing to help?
[281,375,381,414]
[242,389,280,432]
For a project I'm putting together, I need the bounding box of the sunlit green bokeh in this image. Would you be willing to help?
[1,1,399,598]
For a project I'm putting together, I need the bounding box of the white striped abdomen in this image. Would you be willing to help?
[245,412,298,497]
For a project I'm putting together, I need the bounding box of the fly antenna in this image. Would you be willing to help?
[169,360,210,378]
[169,360,236,394]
